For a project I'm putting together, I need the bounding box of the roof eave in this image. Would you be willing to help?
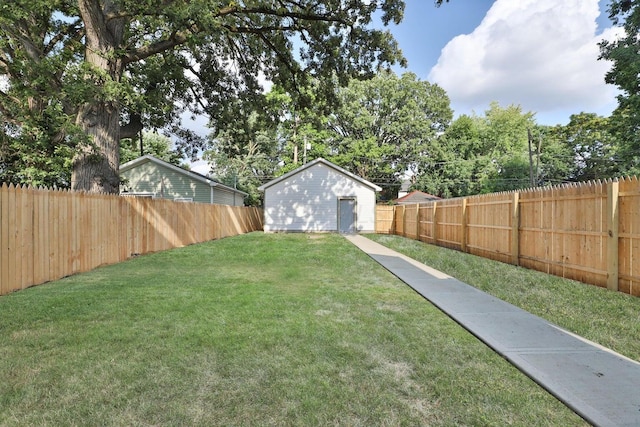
[258,158,382,192]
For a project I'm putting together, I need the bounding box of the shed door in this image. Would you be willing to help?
[338,198,357,234]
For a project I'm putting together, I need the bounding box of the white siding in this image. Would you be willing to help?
[263,162,377,232]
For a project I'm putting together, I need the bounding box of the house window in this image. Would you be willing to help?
[121,192,155,198]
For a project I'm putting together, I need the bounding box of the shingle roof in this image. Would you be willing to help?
[257,158,382,192]
[393,190,440,205]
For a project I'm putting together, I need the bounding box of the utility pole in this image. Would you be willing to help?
[528,128,535,187]
[303,136,308,164]
[292,112,299,165]
[536,133,542,186]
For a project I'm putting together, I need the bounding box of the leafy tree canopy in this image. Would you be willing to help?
[543,113,625,182]
[120,131,183,166]
[600,0,640,160]
[205,71,453,202]
[1,0,443,192]
[415,102,536,197]
[327,71,452,199]
[203,108,279,206]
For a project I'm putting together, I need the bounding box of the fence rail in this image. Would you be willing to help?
[377,177,640,297]
[0,184,263,296]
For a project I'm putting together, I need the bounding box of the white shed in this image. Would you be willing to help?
[258,158,381,233]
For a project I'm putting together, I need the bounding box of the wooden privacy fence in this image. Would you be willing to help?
[0,184,263,296]
[376,177,640,297]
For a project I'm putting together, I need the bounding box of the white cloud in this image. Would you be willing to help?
[428,0,623,124]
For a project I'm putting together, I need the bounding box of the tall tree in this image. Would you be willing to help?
[256,83,333,173]
[204,83,336,204]
[120,131,183,166]
[532,125,575,186]
[549,113,623,181]
[481,102,536,192]
[203,105,279,206]
[599,0,640,165]
[327,71,452,198]
[417,114,492,198]
[416,103,538,196]
[0,0,433,193]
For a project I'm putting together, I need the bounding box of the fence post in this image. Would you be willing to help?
[511,192,520,266]
[607,181,619,291]
[432,201,438,245]
[415,203,420,241]
[1,183,9,295]
[402,205,407,237]
[461,198,468,252]
[390,205,396,235]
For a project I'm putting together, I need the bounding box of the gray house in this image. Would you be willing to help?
[119,155,246,206]
[258,158,381,233]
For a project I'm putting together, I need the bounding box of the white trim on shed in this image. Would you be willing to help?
[258,158,381,233]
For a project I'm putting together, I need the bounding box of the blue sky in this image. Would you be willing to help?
[387,0,621,125]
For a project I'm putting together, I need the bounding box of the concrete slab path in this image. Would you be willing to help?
[345,234,640,427]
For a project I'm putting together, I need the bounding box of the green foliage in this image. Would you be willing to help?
[119,131,183,165]
[417,106,628,198]
[0,101,86,187]
[328,71,453,199]
[417,114,485,198]
[204,110,279,206]
[1,0,410,191]
[544,113,624,182]
[262,84,334,171]
[0,0,85,186]
[416,103,536,197]
[204,72,453,203]
[534,125,575,185]
[600,0,640,160]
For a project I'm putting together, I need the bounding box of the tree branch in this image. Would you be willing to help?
[255,31,301,93]
[44,20,84,56]
[120,112,143,139]
[232,3,350,25]
[0,90,24,125]
[122,29,191,64]
[222,24,298,34]
[0,23,42,62]
[121,3,350,65]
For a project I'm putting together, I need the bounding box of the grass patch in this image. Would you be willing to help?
[0,232,587,425]
[367,233,640,362]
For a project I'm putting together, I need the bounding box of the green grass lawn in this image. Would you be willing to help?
[1,232,590,426]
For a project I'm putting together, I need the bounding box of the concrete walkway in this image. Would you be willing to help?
[345,234,640,427]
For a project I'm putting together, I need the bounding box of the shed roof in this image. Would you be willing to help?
[257,158,382,192]
[119,155,248,196]
[394,190,441,205]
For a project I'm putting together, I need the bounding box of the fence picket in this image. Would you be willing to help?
[1,184,10,294]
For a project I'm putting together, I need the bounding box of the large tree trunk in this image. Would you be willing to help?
[72,0,125,194]
[73,102,122,193]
